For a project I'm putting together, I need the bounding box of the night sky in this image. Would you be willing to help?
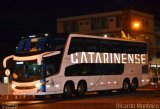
[0,0,160,60]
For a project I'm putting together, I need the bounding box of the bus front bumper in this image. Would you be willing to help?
[12,88,57,95]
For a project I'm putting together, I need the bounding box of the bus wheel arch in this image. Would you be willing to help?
[131,78,138,92]
[63,80,75,97]
[75,80,87,96]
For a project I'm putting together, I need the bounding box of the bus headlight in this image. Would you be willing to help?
[11,84,16,89]
[35,83,41,88]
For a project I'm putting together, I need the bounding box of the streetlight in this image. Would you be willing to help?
[131,21,141,39]
[132,21,141,30]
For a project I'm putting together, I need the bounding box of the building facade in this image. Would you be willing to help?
[57,10,154,38]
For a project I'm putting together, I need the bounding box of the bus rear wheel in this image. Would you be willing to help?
[131,79,138,92]
[63,82,75,97]
[122,79,130,93]
[76,82,87,96]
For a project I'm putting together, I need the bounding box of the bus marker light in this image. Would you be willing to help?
[55,84,60,88]
[114,81,117,84]
[46,85,50,88]
[16,62,24,65]
[45,33,48,36]
[108,82,111,84]
[100,82,104,85]
[146,79,150,82]
[90,83,94,86]
[29,35,36,38]
[150,82,155,85]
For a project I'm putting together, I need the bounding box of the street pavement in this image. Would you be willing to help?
[1,85,160,109]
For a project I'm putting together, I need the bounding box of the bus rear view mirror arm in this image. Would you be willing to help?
[3,55,14,68]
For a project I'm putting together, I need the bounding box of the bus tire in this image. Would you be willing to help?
[76,81,87,96]
[63,81,75,97]
[122,79,130,93]
[131,78,138,92]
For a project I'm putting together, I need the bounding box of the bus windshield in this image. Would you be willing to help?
[12,53,62,82]
[15,34,67,55]
[16,37,47,53]
[13,61,42,82]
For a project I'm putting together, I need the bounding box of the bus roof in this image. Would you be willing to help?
[20,33,69,39]
[20,33,146,44]
[69,34,146,44]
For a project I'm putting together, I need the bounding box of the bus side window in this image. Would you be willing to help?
[81,65,88,76]
[46,64,54,76]
[98,40,112,53]
[84,39,98,52]
[44,55,61,76]
[68,37,84,54]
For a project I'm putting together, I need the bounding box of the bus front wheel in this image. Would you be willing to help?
[63,82,75,97]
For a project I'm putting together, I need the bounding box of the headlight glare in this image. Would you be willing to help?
[12,84,16,89]
[35,83,41,88]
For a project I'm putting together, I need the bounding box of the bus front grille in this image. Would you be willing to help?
[15,86,36,90]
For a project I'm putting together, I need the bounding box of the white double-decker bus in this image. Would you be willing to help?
[3,33,149,98]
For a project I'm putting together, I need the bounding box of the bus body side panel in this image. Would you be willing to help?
[87,75,122,91]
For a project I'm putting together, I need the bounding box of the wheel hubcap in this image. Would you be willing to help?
[132,82,137,89]
[65,85,73,96]
[78,84,85,94]
[124,82,129,90]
